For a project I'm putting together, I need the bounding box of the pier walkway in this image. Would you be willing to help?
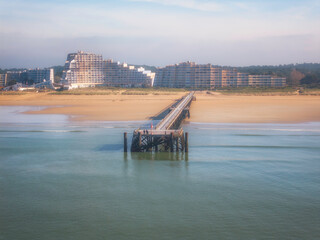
[129,92,195,152]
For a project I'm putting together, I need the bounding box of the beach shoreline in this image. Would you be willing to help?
[1,92,320,123]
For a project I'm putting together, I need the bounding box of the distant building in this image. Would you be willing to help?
[6,69,54,85]
[271,77,287,87]
[6,71,27,84]
[154,62,286,88]
[61,51,104,87]
[237,73,249,87]
[27,68,54,84]
[248,75,272,87]
[221,68,237,87]
[0,74,7,87]
[61,51,155,88]
[104,60,154,87]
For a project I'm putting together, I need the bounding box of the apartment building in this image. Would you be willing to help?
[6,71,27,84]
[104,60,154,87]
[248,75,272,87]
[155,65,177,88]
[0,74,7,87]
[62,51,155,87]
[5,69,54,85]
[237,73,249,87]
[271,77,287,87]
[61,51,104,87]
[27,68,54,84]
[221,68,237,87]
[154,62,286,88]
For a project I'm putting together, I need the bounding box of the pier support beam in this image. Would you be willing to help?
[185,132,189,152]
[170,133,174,152]
[155,141,158,152]
[181,134,185,152]
[124,132,128,152]
[176,137,179,152]
[138,132,142,149]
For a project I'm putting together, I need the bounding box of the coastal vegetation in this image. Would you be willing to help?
[49,87,187,95]
[211,87,320,96]
[236,63,320,87]
[2,86,320,96]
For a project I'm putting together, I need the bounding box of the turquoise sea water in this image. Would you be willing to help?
[0,106,320,240]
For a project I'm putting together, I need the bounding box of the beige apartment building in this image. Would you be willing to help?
[61,51,104,87]
[154,62,286,88]
[104,60,154,87]
[62,51,155,87]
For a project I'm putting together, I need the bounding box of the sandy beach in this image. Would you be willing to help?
[1,92,320,123]
[0,93,186,121]
[189,93,320,123]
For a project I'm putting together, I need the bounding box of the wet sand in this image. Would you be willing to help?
[1,92,320,123]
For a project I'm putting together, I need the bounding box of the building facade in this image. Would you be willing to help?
[61,51,104,87]
[61,51,155,87]
[6,71,26,84]
[154,62,286,88]
[237,73,249,87]
[0,74,7,87]
[104,60,154,87]
[6,69,54,85]
[27,68,54,84]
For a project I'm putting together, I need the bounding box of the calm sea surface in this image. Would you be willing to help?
[0,106,320,240]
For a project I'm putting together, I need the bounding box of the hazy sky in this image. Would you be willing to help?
[0,0,319,68]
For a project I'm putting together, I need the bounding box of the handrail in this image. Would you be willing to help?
[156,91,194,130]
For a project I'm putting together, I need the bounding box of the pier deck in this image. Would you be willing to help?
[129,92,195,152]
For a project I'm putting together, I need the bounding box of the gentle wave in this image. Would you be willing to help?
[233,134,320,137]
[0,130,85,133]
[192,145,320,149]
[194,127,320,132]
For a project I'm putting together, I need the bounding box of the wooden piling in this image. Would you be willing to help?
[155,142,158,152]
[124,132,128,152]
[185,132,189,152]
[170,133,174,152]
[176,137,179,152]
[138,132,142,149]
[181,134,185,152]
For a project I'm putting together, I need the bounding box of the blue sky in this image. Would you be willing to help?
[0,0,319,68]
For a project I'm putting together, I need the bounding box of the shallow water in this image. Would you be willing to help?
[0,106,320,240]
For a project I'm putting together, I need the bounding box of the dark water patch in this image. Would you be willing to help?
[97,144,123,151]
[131,152,187,161]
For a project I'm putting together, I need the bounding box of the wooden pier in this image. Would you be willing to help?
[127,91,195,152]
